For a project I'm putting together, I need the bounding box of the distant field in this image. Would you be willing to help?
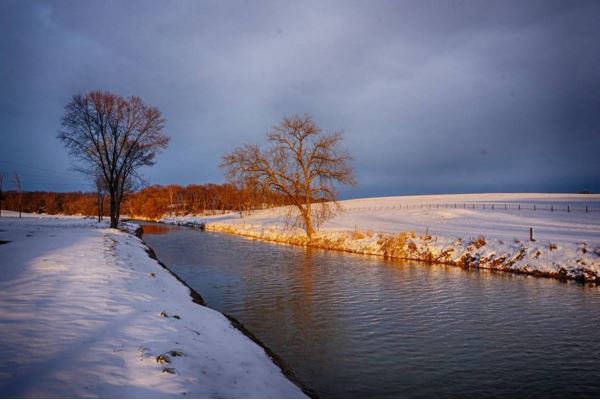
[200,193,600,244]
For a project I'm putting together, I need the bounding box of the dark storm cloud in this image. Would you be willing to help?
[1,0,599,196]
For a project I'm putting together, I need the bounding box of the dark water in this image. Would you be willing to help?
[141,223,600,398]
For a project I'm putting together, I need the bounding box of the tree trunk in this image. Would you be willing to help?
[304,216,315,239]
[109,190,119,228]
[115,199,121,228]
[100,194,104,221]
[301,204,315,239]
[97,190,102,223]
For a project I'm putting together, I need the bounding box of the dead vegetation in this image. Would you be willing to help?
[470,235,486,249]
[377,231,416,258]
[350,230,367,240]
[204,223,600,284]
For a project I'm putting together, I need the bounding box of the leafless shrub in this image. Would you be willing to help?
[378,232,411,257]
[350,230,367,240]
[470,235,486,249]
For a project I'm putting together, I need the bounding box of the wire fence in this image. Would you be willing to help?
[343,202,600,214]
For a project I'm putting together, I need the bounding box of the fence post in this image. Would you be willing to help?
[567,205,570,212]
[518,204,520,210]
[586,205,588,213]
[534,204,536,211]
[529,227,534,242]
[505,204,507,210]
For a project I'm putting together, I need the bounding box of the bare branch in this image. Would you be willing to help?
[58,90,169,228]
[221,114,356,238]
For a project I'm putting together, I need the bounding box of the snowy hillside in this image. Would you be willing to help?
[163,193,600,283]
[0,212,306,398]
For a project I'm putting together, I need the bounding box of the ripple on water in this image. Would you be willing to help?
[141,223,600,398]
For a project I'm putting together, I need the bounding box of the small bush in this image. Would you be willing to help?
[378,232,411,257]
[350,230,366,240]
[470,235,486,249]
[549,243,557,251]
[407,240,417,252]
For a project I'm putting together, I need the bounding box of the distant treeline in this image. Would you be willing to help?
[1,183,291,220]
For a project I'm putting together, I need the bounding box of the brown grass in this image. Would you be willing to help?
[378,232,411,257]
[470,235,486,249]
[350,230,367,240]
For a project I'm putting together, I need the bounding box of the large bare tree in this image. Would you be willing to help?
[221,114,355,238]
[59,90,169,228]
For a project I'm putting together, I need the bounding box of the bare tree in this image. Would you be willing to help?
[221,114,356,238]
[11,171,22,218]
[58,90,169,228]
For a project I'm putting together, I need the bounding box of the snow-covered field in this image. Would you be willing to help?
[163,193,600,283]
[0,211,305,398]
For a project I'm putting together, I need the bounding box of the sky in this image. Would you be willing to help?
[1,0,599,198]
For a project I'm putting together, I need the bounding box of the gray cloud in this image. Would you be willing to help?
[1,0,599,196]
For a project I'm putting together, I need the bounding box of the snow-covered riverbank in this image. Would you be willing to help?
[0,212,306,398]
[162,193,600,284]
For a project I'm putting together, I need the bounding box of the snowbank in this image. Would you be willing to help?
[162,193,600,283]
[0,212,306,398]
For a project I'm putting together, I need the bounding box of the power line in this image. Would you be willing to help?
[0,160,81,178]
[20,181,90,187]
[9,172,85,181]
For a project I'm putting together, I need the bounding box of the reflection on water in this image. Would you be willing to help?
[140,224,179,235]
[141,222,600,398]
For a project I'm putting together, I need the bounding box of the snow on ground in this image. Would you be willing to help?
[162,193,600,283]
[0,211,306,398]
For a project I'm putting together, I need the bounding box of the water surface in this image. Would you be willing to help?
[141,222,600,398]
